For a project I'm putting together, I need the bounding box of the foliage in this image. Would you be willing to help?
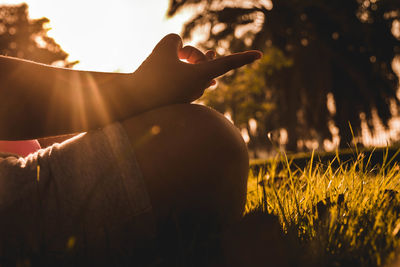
[0,3,76,67]
[169,0,400,151]
[201,47,293,155]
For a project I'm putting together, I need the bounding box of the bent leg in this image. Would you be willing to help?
[121,104,249,226]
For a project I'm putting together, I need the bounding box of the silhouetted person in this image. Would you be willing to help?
[0,34,261,265]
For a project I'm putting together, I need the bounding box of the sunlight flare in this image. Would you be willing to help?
[85,73,112,126]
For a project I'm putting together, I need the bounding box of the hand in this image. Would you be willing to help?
[133,34,262,107]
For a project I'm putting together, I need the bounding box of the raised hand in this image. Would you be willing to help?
[0,34,259,139]
[133,34,262,106]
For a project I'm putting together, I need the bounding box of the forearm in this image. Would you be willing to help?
[0,56,148,140]
[0,34,262,139]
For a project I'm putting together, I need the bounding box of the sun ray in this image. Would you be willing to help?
[85,72,112,126]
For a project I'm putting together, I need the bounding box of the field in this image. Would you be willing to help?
[7,147,400,267]
[242,147,400,267]
[145,147,400,267]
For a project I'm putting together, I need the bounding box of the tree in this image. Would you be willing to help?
[201,46,292,156]
[0,3,76,67]
[168,0,400,151]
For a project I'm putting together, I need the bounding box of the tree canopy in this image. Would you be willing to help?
[0,3,76,67]
[168,0,400,151]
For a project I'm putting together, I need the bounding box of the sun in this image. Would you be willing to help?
[0,0,194,72]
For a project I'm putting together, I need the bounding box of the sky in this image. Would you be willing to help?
[0,0,194,72]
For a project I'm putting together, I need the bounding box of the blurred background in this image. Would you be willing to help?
[0,0,399,158]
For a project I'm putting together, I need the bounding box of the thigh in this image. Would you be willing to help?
[122,104,249,226]
[0,125,157,264]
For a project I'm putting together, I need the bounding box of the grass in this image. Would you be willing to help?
[136,147,400,267]
[146,147,400,267]
[245,148,400,267]
[5,147,400,266]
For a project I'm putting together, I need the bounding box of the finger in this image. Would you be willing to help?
[205,50,216,60]
[152,33,183,59]
[179,45,208,64]
[203,78,217,89]
[205,51,217,85]
[198,50,262,79]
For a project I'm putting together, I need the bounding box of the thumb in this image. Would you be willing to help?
[152,33,183,59]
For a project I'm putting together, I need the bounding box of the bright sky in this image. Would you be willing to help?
[0,0,194,72]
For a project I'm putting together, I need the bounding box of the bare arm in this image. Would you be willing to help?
[0,57,144,140]
[0,34,261,140]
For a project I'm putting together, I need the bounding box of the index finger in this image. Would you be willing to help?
[179,46,207,64]
[197,50,262,79]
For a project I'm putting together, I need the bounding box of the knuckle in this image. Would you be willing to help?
[165,33,181,43]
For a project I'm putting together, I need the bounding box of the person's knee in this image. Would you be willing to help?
[178,104,249,221]
[122,104,249,224]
